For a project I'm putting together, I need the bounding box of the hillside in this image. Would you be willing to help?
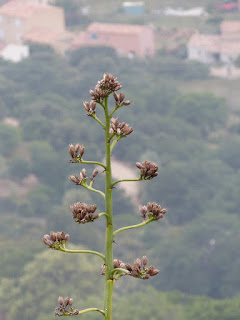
[0,44,240,319]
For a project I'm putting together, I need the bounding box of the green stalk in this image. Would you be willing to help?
[103,97,114,320]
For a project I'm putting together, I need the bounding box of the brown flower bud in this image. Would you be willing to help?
[69,298,73,306]
[56,232,62,241]
[90,100,96,111]
[69,175,80,184]
[69,144,75,158]
[50,231,56,241]
[136,162,143,169]
[134,258,142,269]
[60,232,65,240]
[81,168,87,179]
[101,264,106,275]
[92,168,98,178]
[150,269,159,276]
[73,309,79,315]
[119,92,125,103]
[113,92,119,102]
[142,256,148,267]
[113,259,121,268]
[64,297,70,306]
[83,101,90,111]
[79,145,85,157]
[125,263,132,272]
[58,296,64,305]
[123,100,131,106]
[109,128,114,136]
[65,234,70,241]
[143,274,150,280]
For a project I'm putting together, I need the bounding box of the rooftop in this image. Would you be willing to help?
[0,1,53,19]
[87,22,151,35]
[22,28,74,44]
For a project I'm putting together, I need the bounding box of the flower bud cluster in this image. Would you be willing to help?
[70,202,99,224]
[90,73,122,102]
[136,161,158,180]
[69,144,85,161]
[69,169,87,185]
[139,202,167,221]
[55,296,79,316]
[83,100,96,116]
[109,118,133,137]
[101,256,159,280]
[125,256,159,279]
[113,92,131,107]
[42,231,69,249]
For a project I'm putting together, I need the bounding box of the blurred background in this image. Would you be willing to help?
[0,0,240,319]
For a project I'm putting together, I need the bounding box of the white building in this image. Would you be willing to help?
[188,21,240,64]
[0,43,29,62]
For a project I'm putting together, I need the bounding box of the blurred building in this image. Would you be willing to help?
[71,22,155,58]
[122,2,145,15]
[188,20,240,64]
[0,43,29,62]
[0,1,74,54]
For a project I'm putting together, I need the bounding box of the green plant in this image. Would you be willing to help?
[42,74,167,320]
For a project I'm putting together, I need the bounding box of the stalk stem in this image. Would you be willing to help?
[103,97,114,320]
[113,219,153,237]
[58,247,105,261]
[112,177,142,188]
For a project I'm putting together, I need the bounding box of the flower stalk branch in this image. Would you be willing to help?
[112,177,143,188]
[113,219,153,237]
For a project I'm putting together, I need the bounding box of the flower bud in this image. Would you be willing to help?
[81,168,87,179]
[69,144,75,158]
[58,296,64,305]
[142,256,148,267]
[134,258,142,269]
[136,162,143,169]
[79,145,85,157]
[113,92,119,102]
[73,309,79,315]
[56,232,62,241]
[50,231,56,241]
[83,101,90,111]
[119,92,125,103]
[123,100,131,106]
[64,297,70,306]
[92,168,98,178]
[65,234,70,241]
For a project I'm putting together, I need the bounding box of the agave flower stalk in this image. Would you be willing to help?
[42,74,167,320]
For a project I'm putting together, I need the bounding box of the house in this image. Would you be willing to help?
[188,33,221,63]
[0,1,65,45]
[122,2,145,15]
[0,43,29,62]
[71,22,155,58]
[187,21,240,64]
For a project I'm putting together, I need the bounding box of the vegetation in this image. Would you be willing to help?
[0,44,239,319]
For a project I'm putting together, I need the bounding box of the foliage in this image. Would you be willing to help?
[0,44,239,319]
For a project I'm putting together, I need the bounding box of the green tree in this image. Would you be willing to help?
[0,124,21,157]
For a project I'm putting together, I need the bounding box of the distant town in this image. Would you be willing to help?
[0,0,240,73]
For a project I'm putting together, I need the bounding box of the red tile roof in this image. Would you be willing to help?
[0,1,50,19]
[22,28,73,44]
[87,22,151,35]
